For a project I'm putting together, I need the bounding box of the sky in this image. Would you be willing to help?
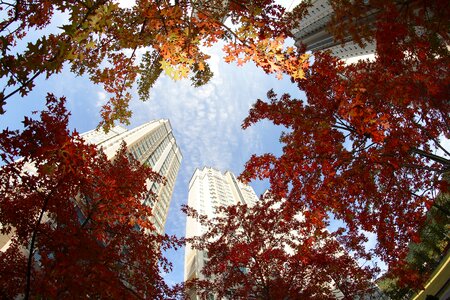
[3,1,449,294]
[0,22,303,286]
[0,0,395,288]
[131,43,304,285]
[146,46,302,285]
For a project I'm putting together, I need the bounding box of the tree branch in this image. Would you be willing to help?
[1,70,43,104]
[24,178,64,300]
[411,148,450,167]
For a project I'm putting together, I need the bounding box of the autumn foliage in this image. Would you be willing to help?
[241,0,449,291]
[184,195,377,299]
[0,0,308,128]
[1,0,449,297]
[180,1,449,296]
[0,95,180,299]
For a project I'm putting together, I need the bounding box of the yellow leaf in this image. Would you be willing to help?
[179,65,189,79]
[292,68,305,80]
[198,62,205,71]
[160,60,176,79]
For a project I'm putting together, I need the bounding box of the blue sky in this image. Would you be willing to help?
[0,0,307,287]
[142,45,302,285]
[131,44,303,285]
[4,0,448,292]
[0,0,394,287]
[0,34,303,285]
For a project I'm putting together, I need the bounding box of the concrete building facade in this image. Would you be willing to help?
[184,167,258,297]
[292,0,376,61]
[81,120,182,234]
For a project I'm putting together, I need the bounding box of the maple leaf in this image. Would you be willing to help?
[197,61,205,71]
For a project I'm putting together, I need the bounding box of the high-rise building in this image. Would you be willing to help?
[184,167,258,297]
[292,0,376,61]
[81,120,182,234]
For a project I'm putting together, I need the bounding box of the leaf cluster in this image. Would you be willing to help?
[0,95,181,299]
[184,196,376,299]
[1,0,310,130]
[240,0,450,289]
[378,183,449,298]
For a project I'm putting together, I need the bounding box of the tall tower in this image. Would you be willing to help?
[292,0,376,61]
[184,167,258,297]
[81,120,182,234]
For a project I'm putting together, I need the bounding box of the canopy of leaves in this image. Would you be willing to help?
[0,94,181,299]
[240,0,449,289]
[184,195,376,299]
[0,0,309,129]
[378,182,450,298]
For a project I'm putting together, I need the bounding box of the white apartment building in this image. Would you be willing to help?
[81,120,182,234]
[184,167,258,297]
[292,0,376,61]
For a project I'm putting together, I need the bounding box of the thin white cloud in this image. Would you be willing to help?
[127,42,297,284]
[1,3,299,286]
[96,91,107,108]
